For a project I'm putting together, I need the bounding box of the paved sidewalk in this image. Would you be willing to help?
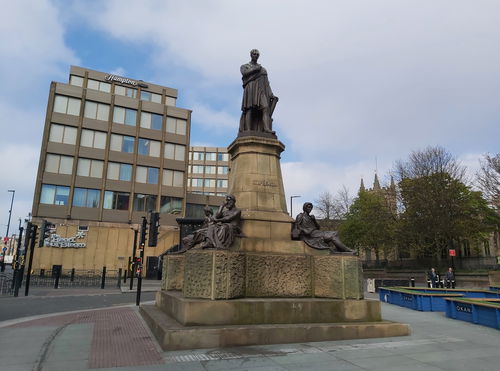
[1,296,499,370]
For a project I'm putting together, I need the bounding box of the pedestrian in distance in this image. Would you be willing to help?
[428,267,438,288]
[445,267,456,289]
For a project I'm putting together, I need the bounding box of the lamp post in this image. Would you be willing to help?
[6,190,15,238]
[290,195,301,218]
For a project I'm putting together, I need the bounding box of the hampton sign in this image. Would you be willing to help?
[104,74,148,88]
[43,230,87,249]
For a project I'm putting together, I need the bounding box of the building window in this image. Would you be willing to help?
[133,193,157,212]
[140,91,161,103]
[84,101,110,121]
[191,178,203,187]
[138,138,160,157]
[73,188,100,208]
[40,184,70,205]
[160,196,182,214]
[165,117,187,135]
[110,134,135,153]
[191,165,204,174]
[217,179,228,188]
[80,129,107,149]
[77,158,104,178]
[107,162,132,181]
[217,166,229,175]
[49,124,78,145]
[69,75,83,87]
[140,112,163,130]
[114,85,137,98]
[205,165,216,174]
[484,240,491,256]
[103,191,130,210]
[163,169,184,187]
[45,154,73,175]
[204,179,216,188]
[164,143,185,161]
[136,166,159,184]
[87,79,111,93]
[165,96,176,106]
[217,153,229,162]
[192,151,204,161]
[205,152,216,161]
[113,106,137,126]
[53,95,81,116]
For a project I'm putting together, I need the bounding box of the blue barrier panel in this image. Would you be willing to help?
[489,286,500,292]
[379,287,463,312]
[445,298,500,330]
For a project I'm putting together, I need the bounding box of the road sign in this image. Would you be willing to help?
[3,237,8,243]
[449,249,456,257]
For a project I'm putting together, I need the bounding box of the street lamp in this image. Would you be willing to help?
[6,190,15,238]
[290,195,301,218]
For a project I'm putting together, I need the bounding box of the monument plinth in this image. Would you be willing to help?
[141,49,409,350]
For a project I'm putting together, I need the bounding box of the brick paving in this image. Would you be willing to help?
[7,307,163,369]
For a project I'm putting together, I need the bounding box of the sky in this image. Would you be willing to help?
[1,0,499,237]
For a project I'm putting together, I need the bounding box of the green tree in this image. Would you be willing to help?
[339,190,397,264]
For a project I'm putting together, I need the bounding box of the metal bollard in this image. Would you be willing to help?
[101,266,106,289]
[54,269,60,289]
[117,268,122,288]
[410,277,415,287]
[70,268,75,282]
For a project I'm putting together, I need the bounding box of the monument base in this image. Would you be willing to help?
[140,300,410,351]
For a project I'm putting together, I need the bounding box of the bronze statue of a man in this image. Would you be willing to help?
[294,202,355,254]
[239,49,278,135]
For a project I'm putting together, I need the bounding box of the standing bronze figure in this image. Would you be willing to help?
[239,49,278,136]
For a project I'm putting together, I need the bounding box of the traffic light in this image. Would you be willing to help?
[39,220,54,247]
[139,217,147,248]
[148,212,160,247]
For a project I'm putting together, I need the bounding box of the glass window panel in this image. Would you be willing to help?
[148,168,158,184]
[204,179,215,187]
[54,186,70,205]
[151,93,161,103]
[160,196,182,214]
[94,131,106,149]
[96,104,109,121]
[164,143,174,159]
[176,119,186,135]
[115,85,125,96]
[120,164,132,181]
[205,166,216,174]
[45,154,59,173]
[165,96,176,106]
[80,129,94,147]
[87,189,100,207]
[67,98,81,116]
[140,112,151,129]
[84,101,97,119]
[138,139,149,155]
[163,169,173,186]
[77,158,91,177]
[217,179,228,188]
[151,114,162,130]
[100,82,111,93]
[107,162,119,180]
[113,107,125,124]
[166,117,176,133]
[146,195,157,211]
[217,166,228,174]
[53,95,67,113]
[110,134,121,151]
[174,145,185,160]
[87,79,99,90]
[150,141,160,157]
[133,193,146,211]
[206,152,216,161]
[126,88,137,98]
[90,160,103,178]
[116,193,130,210]
[40,184,56,204]
[49,124,64,143]
[72,188,87,207]
[59,156,73,174]
[63,126,77,144]
[173,171,184,187]
[140,91,151,101]
[70,75,83,87]
[122,136,134,153]
[136,166,147,183]
[103,191,113,209]
[124,109,136,126]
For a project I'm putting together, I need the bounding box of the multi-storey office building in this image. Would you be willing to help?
[32,66,190,227]
[187,146,229,196]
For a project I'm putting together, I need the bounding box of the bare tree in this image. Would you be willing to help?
[394,145,466,182]
[314,186,352,220]
[476,153,500,212]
